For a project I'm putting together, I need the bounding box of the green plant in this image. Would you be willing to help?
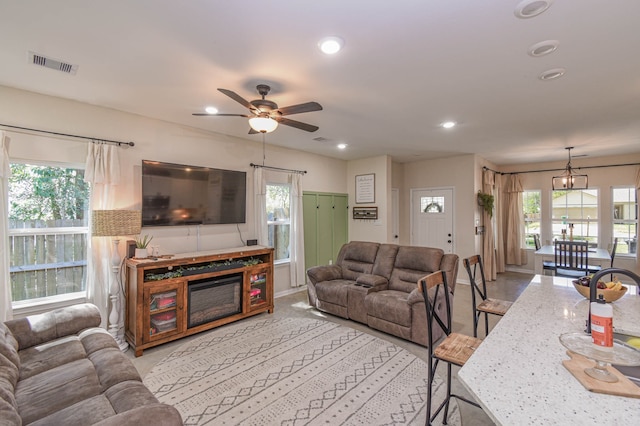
[477,192,495,217]
[135,234,153,249]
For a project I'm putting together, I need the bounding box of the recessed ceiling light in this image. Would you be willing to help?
[514,0,554,19]
[337,143,347,150]
[539,68,566,81]
[205,106,218,114]
[318,36,344,55]
[528,40,559,57]
[441,121,456,129]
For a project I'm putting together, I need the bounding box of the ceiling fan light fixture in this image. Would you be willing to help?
[249,116,279,133]
[318,36,344,55]
[204,106,218,114]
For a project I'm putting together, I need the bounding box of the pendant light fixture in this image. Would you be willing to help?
[552,147,588,190]
[248,116,279,133]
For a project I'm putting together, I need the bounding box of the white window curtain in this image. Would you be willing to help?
[482,169,497,280]
[289,173,305,287]
[84,142,121,328]
[495,174,506,273]
[505,174,526,265]
[253,168,268,246]
[0,131,12,321]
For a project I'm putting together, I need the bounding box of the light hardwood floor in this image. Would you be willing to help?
[128,270,534,426]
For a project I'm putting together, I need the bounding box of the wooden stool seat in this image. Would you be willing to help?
[433,332,483,367]
[464,254,512,338]
[477,298,513,316]
[420,271,481,425]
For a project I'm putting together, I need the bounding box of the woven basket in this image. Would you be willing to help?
[92,210,141,236]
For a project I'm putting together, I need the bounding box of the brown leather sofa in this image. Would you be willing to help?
[306,241,459,347]
[0,303,182,425]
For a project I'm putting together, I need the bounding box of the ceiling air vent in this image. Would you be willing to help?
[312,137,331,142]
[28,51,78,75]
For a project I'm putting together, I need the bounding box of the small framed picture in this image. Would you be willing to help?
[355,174,375,204]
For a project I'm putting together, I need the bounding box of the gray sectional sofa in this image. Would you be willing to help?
[306,241,459,347]
[0,303,182,425]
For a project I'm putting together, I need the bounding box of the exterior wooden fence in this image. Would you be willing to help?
[9,220,87,302]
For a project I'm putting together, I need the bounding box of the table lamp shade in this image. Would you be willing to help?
[92,210,141,237]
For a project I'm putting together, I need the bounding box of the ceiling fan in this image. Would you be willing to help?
[193,84,322,133]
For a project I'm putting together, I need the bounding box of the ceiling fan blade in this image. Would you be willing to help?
[192,113,249,117]
[276,101,323,116]
[248,128,259,134]
[217,88,254,110]
[275,117,319,132]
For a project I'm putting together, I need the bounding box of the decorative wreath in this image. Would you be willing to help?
[424,202,443,213]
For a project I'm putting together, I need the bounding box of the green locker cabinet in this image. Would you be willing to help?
[303,192,348,270]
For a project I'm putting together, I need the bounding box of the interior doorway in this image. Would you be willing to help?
[410,187,454,253]
[392,188,399,243]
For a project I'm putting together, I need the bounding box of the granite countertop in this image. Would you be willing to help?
[458,275,640,425]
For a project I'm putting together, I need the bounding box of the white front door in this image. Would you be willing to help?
[411,188,454,253]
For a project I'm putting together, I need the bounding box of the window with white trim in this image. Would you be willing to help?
[522,190,541,249]
[551,189,598,245]
[266,183,290,262]
[8,162,90,303]
[612,186,637,256]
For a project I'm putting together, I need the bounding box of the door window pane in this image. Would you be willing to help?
[421,196,444,213]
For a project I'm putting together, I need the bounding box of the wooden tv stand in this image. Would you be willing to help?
[124,246,274,356]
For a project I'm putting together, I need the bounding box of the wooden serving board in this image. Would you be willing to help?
[563,350,640,399]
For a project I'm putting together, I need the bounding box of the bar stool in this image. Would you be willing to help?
[419,271,482,425]
[463,255,513,338]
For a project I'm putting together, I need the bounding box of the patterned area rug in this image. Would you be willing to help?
[144,317,460,425]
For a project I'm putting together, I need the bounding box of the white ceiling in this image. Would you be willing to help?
[1,1,640,165]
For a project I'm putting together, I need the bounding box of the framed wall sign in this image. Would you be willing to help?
[355,173,375,204]
[353,207,378,220]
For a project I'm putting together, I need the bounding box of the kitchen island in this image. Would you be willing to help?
[458,275,640,425]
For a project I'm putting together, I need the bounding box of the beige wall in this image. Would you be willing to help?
[0,85,348,294]
[347,155,392,243]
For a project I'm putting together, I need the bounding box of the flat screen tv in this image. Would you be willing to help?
[141,160,246,226]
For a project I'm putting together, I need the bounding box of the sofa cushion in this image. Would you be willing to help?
[388,246,444,292]
[371,244,399,279]
[365,290,412,327]
[16,358,102,424]
[0,323,20,424]
[28,394,117,426]
[89,347,143,391]
[27,381,163,426]
[337,241,380,280]
[315,279,353,306]
[5,303,101,351]
[0,397,21,426]
[18,335,86,381]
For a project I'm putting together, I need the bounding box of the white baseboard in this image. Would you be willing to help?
[275,285,307,299]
